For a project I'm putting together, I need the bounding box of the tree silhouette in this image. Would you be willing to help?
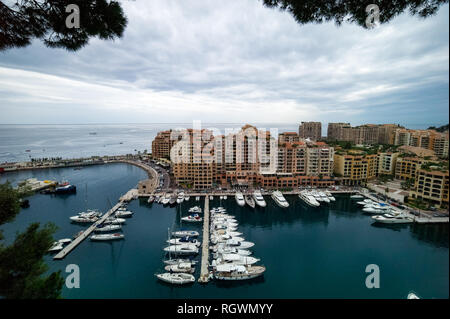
[262,0,448,28]
[0,0,127,51]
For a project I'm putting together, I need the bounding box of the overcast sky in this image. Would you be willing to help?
[0,0,448,128]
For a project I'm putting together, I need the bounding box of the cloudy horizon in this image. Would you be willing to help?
[0,0,448,128]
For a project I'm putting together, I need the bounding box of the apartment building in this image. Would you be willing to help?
[151,130,175,160]
[394,129,449,158]
[411,166,449,208]
[278,132,300,143]
[333,151,378,185]
[299,122,322,141]
[328,123,402,145]
[395,157,427,181]
[377,152,399,175]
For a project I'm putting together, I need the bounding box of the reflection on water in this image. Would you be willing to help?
[410,223,449,248]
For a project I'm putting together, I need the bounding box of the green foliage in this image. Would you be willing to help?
[0,223,64,299]
[262,0,447,28]
[0,0,127,51]
[428,124,449,132]
[0,182,21,225]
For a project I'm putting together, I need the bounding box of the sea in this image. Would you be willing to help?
[0,164,448,299]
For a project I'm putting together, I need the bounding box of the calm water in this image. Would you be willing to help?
[0,163,448,299]
[0,123,300,163]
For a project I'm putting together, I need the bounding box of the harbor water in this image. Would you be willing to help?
[0,163,448,298]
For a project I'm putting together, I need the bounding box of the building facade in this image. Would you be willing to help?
[333,151,378,185]
[299,122,322,141]
[410,168,449,208]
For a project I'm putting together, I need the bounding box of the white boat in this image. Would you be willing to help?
[224,196,227,200]
[213,229,242,237]
[172,230,199,238]
[167,237,201,247]
[147,196,155,203]
[115,210,133,218]
[103,217,126,224]
[213,246,252,256]
[234,192,245,207]
[211,235,244,244]
[220,196,224,200]
[181,214,202,222]
[372,213,413,224]
[188,206,202,214]
[164,244,199,255]
[350,194,364,199]
[209,195,213,200]
[195,196,200,201]
[176,192,185,204]
[407,292,420,299]
[252,191,266,207]
[162,194,171,205]
[214,264,266,281]
[185,195,190,201]
[299,191,320,207]
[164,262,195,274]
[163,258,198,266]
[155,273,195,285]
[47,238,72,252]
[95,224,122,232]
[70,215,98,223]
[224,239,254,249]
[90,233,124,241]
[271,191,289,208]
[213,224,237,232]
[357,199,374,206]
[318,192,330,203]
[244,195,256,208]
[362,203,391,214]
[324,190,336,201]
[212,254,260,266]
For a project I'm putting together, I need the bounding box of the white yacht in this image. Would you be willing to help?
[103,217,126,224]
[223,239,254,249]
[362,203,391,214]
[155,273,195,285]
[271,191,289,208]
[324,190,336,201]
[209,195,214,200]
[47,238,72,252]
[252,190,266,207]
[244,195,256,208]
[167,238,201,247]
[172,230,199,238]
[350,194,364,199]
[90,233,124,241]
[223,196,227,200]
[115,210,133,218]
[188,206,202,214]
[299,190,320,207]
[176,192,185,204]
[213,246,252,256]
[94,224,122,232]
[147,196,155,203]
[163,244,199,255]
[162,193,171,205]
[212,254,260,266]
[372,213,414,224]
[357,199,374,206]
[164,262,195,274]
[195,196,200,201]
[214,264,266,281]
[181,214,202,222]
[163,258,198,266]
[184,195,190,201]
[318,191,330,203]
[69,215,99,223]
[235,192,245,207]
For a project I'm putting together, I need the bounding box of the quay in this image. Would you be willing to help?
[198,196,210,283]
[53,189,135,260]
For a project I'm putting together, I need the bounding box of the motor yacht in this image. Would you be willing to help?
[271,191,289,208]
[234,192,245,207]
[90,233,124,241]
[155,273,195,285]
[252,191,266,207]
[298,190,320,207]
[213,265,266,281]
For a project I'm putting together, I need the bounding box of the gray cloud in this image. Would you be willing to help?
[0,0,448,126]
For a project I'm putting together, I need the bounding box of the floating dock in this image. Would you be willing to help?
[53,193,130,260]
[198,196,210,283]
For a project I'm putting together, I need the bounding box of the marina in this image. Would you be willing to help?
[0,163,448,298]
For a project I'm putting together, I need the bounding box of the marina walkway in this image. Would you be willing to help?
[53,194,128,260]
[198,196,210,283]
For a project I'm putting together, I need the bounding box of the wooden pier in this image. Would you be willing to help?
[53,191,133,260]
[198,196,210,283]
